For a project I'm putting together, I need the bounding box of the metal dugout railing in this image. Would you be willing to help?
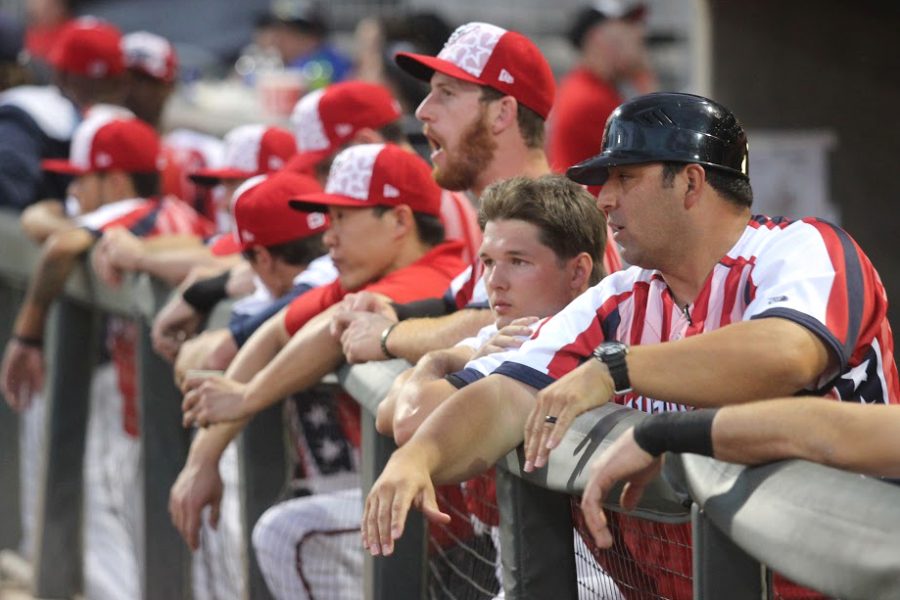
[345,359,900,600]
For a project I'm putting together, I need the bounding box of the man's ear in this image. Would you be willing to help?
[251,246,274,270]
[569,252,595,293]
[490,96,518,135]
[683,163,706,209]
[391,205,415,239]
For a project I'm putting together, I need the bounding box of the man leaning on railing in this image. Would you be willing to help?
[362,92,899,599]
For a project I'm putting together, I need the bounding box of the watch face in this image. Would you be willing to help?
[596,342,625,358]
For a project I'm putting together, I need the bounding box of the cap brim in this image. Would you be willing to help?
[189,167,256,185]
[209,234,242,256]
[566,154,616,186]
[41,158,87,175]
[395,51,483,86]
[288,192,374,213]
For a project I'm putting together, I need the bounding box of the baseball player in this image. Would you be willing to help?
[378,175,607,446]
[0,113,213,600]
[362,92,898,599]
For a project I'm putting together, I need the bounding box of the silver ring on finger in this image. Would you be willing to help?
[544,415,558,425]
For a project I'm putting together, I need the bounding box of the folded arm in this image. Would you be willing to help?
[526,317,835,470]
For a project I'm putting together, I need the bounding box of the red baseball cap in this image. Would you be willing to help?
[395,22,555,120]
[287,81,402,173]
[47,17,124,78]
[42,115,160,175]
[289,143,441,217]
[211,171,328,255]
[190,125,297,185]
[122,31,178,83]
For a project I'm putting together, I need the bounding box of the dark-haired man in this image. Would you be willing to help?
[362,94,897,600]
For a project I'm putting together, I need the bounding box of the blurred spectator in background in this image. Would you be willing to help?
[190,123,295,223]
[262,0,351,89]
[0,12,27,91]
[122,30,178,128]
[549,0,657,178]
[353,11,453,114]
[48,17,127,110]
[122,30,226,221]
[22,0,79,82]
[0,17,127,212]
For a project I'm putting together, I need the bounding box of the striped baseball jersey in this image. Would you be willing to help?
[76,194,216,238]
[462,215,898,407]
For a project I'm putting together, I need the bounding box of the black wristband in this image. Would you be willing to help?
[392,297,455,321]
[632,409,719,457]
[12,334,43,349]
[182,271,229,312]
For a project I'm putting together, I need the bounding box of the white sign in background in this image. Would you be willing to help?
[746,129,839,224]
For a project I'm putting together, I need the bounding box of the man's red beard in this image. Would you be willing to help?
[433,107,498,192]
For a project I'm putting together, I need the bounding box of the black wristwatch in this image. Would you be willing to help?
[592,341,631,394]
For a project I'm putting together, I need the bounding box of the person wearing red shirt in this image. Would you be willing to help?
[168,142,465,552]
[549,2,656,181]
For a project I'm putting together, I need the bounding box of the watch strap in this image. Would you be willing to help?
[593,342,632,394]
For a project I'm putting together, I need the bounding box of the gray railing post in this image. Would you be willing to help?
[495,467,578,600]
[691,502,770,600]
[0,285,24,552]
[33,299,98,598]
[237,401,285,600]
[361,412,427,600]
[137,298,194,600]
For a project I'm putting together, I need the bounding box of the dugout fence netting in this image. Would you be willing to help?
[428,481,838,600]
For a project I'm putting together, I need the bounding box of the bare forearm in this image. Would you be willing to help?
[401,374,535,484]
[142,234,206,252]
[243,307,344,413]
[20,201,70,243]
[393,378,459,446]
[15,229,93,337]
[714,398,900,476]
[225,310,289,383]
[393,349,475,444]
[386,309,493,364]
[187,419,247,464]
[138,247,225,287]
[629,318,831,408]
